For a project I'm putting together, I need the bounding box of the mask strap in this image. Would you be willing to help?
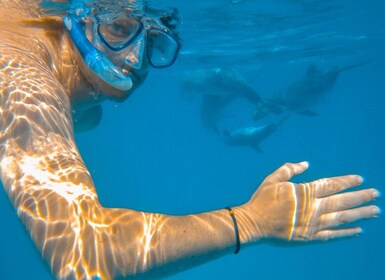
[63,16,133,91]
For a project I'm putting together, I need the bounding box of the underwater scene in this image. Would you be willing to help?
[0,0,384,279]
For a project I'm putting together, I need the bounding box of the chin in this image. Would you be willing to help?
[106,69,149,102]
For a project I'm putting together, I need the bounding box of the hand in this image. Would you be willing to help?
[239,162,380,242]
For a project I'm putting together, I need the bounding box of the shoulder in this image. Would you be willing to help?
[0,0,41,21]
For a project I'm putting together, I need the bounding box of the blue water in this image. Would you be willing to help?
[1,0,385,279]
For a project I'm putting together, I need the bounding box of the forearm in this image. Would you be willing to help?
[139,209,239,276]
[102,205,261,278]
[156,206,262,260]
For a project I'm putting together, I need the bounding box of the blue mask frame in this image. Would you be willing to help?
[63,16,133,91]
[96,19,181,69]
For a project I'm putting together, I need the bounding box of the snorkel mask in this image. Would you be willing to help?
[63,6,181,91]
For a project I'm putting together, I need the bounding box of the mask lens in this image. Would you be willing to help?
[98,18,142,51]
[147,29,180,68]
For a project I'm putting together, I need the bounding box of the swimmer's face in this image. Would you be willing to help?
[82,14,180,99]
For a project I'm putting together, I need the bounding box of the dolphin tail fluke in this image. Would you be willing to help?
[266,101,284,114]
[254,100,284,120]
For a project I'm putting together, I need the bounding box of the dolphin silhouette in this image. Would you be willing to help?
[221,116,288,152]
[181,67,271,131]
[256,61,369,119]
[181,67,263,104]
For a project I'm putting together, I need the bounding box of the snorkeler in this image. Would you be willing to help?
[0,1,380,279]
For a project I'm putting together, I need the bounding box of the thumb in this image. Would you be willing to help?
[264,161,309,184]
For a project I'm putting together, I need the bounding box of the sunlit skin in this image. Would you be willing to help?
[0,1,380,279]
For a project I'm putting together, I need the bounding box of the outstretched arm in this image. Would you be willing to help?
[0,29,240,279]
[0,34,380,280]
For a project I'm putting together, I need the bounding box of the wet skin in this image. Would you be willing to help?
[0,1,380,279]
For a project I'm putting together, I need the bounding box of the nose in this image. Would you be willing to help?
[124,36,145,70]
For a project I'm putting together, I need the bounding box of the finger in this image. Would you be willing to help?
[320,188,379,213]
[264,161,309,184]
[319,206,380,230]
[315,227,362,241]
[313,175,364,198]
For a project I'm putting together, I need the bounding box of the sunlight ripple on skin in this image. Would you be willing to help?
[0,1,380,279]
[288,183,297,240]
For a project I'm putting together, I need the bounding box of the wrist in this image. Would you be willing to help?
[225,207,241,254]
[233,205,266,244]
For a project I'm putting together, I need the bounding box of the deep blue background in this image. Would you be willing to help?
[1,0,384,279]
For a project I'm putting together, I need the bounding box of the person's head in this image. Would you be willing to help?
[64,5,181,100]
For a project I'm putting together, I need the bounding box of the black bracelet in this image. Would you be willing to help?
[225,207,241,254]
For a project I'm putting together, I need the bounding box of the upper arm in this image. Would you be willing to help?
[0,30,102,276]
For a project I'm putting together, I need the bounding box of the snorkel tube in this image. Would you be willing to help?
[63,16,133,91]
